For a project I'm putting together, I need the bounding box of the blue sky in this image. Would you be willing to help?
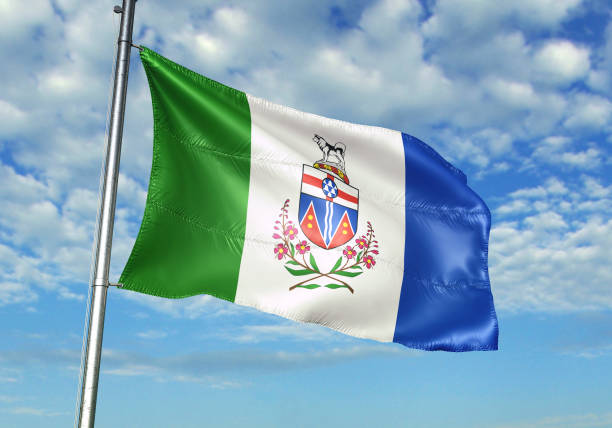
[1,0,611,427]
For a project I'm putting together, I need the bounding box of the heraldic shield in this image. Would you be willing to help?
[298,165,359,249]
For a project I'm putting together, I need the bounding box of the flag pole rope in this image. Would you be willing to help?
[72,8,120,427]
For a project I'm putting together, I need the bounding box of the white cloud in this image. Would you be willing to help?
[311,48,383,92]
[436,128,516,170]
[137,330,168,340]
[0,99,27,135]
[496,199,531,216]
[484,78,539,110]
[478,128,514,155]
[558,148,602,167]
[564,93,612,129]
[99,344,412,378]
[0,395,22,403]
[532,135,603,169]
[194,33,225,59]
[0,163,48,204]
[57,287,84,301]
[358,0,422,39]
[0,0,56,39]
[0,282,37,306]
[582,175,611,198]
[523,212,568,230]
[511,0,583,26]
[63,188,98,223]
[533,40,590,86]
[510,186,547,199]
[0,163,96,304]
[587,69,609,92]
[491,176,612,313]
[561,342,612,359]
[545,177,569,195]
[491,162,511,173]
[421,0,583,88]
[229,323,339,343]
[587,19,612,93]
[4,407,67,417]
[121,292,238,319]
[423,0,582,41]
[38,67,85,95]
[1,344,415,388]
[212,7,249,35]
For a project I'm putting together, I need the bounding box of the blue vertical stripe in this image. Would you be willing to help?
[393,134,499,351]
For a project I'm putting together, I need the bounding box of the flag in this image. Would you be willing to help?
[120,47,498,351]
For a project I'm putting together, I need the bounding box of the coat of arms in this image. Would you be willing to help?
[272,134,380,293]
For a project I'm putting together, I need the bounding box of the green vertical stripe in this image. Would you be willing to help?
[119,47,251,301]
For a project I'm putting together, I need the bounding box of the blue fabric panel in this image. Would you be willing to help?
[393,134,498,351]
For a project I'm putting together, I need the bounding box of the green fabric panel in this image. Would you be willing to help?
[119,47,251,301]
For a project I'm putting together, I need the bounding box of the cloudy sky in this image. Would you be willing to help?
[1,0,611,427]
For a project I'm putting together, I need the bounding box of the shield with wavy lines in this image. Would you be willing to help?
[298,165,359,250]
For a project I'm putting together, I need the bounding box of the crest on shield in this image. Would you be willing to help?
[298,134,359,250]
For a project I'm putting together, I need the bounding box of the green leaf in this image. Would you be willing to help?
[285,260,300,266]
[293,284,351,290]
[330,257,343,273]
[309,253,319,272]
[331,270,363,278]
[290,242,295,257]
[325,284,350,289]
[348,265,362,271]
[284,266,316,276]
[356,251,363,263]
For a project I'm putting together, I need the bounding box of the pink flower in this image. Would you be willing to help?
[274,243,289,260]
[296,240,310,255]
[284,225,298,240]
[363,255,376,269]
[343,246,356,259]
[355,238,367,249]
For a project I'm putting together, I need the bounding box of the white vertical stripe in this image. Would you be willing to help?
[235,94,406,343]
[326,200,333,244]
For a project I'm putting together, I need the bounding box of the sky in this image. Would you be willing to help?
[0,0,611,427]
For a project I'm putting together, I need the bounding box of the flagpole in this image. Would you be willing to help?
[77,1,137,427]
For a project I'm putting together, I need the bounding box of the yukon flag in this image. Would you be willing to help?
[120,47,499,351]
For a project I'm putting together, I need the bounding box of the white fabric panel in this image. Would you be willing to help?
[235,94,406,342]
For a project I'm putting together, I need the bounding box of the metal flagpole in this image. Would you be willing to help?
[77,1,137,427]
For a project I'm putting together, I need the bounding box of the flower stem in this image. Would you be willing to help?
[289,273,354,293]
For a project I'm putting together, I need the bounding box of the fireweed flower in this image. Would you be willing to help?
[355,238,367,249]
[363,255,376,269]
[296,240,310,255]
[343,246,356,259]
[274,243,289,260]
[284,225,298,240]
